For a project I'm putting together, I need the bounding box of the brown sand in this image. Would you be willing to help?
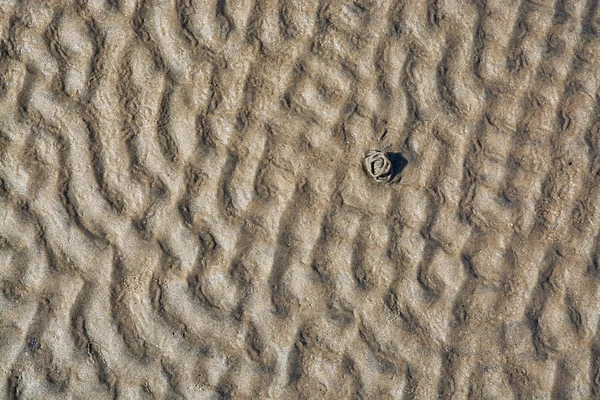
[1,0,600,398]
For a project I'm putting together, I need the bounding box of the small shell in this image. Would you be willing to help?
[363,150,392,183]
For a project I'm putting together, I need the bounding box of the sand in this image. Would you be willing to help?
[1,0,600,398]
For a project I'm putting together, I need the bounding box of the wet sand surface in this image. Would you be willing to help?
[2,0,600,398]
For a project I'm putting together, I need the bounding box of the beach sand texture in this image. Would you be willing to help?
[2,0,600,398]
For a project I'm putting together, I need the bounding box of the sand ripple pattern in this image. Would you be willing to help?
[1,0,600,398]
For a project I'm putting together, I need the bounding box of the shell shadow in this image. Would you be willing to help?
[386,152,408,182]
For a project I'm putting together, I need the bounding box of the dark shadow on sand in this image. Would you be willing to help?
[386,152,408,182]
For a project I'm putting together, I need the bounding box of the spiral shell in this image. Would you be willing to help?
[363,150,393,183]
